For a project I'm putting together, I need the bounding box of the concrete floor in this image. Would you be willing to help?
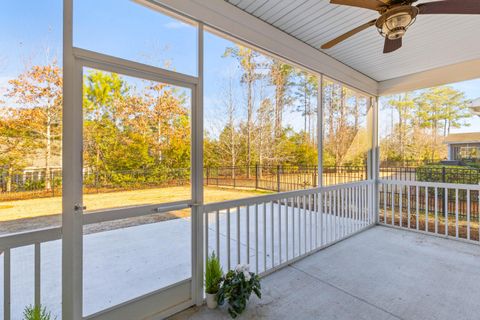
[170,226,480,320]
[1,218,191,319]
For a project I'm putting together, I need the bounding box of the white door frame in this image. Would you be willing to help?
[62,15,203,318]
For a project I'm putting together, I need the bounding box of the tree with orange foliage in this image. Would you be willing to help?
[6,63,62,191]
[144,82,190,169]
[0,107,39,191]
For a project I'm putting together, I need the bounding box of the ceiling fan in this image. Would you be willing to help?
[321,0,480,54]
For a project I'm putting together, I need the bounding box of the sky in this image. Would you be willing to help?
[447,79,480,134]
[1,0,479,138]
[0,0,310,136]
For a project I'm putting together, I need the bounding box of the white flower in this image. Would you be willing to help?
[243,270,251,281]
[235,264,250,273]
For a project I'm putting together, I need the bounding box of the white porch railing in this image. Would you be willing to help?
[379,179,480,243]
[0,180,375,319]
[1,227,62,320]
[203,180,375,276]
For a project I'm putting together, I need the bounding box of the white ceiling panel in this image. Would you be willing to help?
[225,0,480,82]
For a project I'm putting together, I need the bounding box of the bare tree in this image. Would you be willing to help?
[223,45,263,178]
[218,74,241,178]
[270,60,293,138]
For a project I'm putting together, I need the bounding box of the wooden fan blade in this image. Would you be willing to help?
[330,0,388,11]
[321,19,377,49]
[418,0,480,14]
[383,37,402,54]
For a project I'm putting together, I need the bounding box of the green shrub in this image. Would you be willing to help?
[23,305,55,320]
[23,180,45,191]
[416,165,480,185]
[465,161,480,169]
[205,251,223,294]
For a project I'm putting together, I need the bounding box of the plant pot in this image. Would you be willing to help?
[205,293,218,309]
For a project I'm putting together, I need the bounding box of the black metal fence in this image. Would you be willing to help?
[205,165,368,192]
[0,168,190,201]
[0,169,62,200]
[379,166,480,184]
[206,165,480,191]
[379,160,434,168]
[2,164,479,201]
[205,165,320,192]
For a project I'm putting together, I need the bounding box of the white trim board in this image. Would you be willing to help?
[149,0,379,96]
[378,59,480,96]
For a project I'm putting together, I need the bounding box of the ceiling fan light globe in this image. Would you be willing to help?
[386,12,413,30]
[376,5,418,40]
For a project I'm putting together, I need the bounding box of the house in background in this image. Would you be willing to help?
[445,98,480,161]
[471,97,480,115]
[445,132,480,161]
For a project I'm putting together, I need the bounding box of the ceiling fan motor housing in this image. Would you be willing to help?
[376,5,419,40]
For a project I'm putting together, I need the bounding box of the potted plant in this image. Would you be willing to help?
[218,264,261,318]
[205,251,223,309]
[23,305,55,320]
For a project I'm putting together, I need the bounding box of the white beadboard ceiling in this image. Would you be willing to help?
[225,0,480,82]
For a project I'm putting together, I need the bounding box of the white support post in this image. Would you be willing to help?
[317,74,324,248]
[317,75,324,188]
[192,22,205,306]
[62,0,84,318]
[372,97,380,224]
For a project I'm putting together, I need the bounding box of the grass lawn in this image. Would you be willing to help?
[0,186,271,223]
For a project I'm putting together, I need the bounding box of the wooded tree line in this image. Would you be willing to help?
[380,87,471,163]
[204,45,370,172]
[204,46,319,174]
[323,81,370,167]
[82,70,190,186]
[0,62,190,190]
[0,45,377,192]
